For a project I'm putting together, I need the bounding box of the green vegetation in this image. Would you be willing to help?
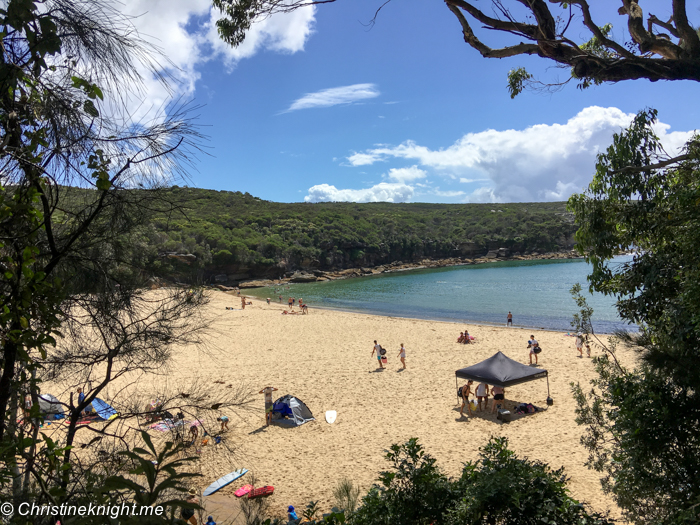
[262,437,611,525]
[138,186,576,281]
[569,110,700,524]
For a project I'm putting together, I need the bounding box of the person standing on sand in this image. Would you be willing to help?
[217,415,229,431]
[372,340,384,369]
[585,335,592,357]
[507,312,513,326]
[397,344,407,369]
[528,335,539,365]
[288,297,293,309]
[475,382,490,411]
[279,295,282,303]
[491,385,505,413]
[241,296,246,310]
[259,386,278,426]
[459,380,474,417]
[575,333,584,358]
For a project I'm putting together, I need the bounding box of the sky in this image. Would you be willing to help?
[115,0,699,203]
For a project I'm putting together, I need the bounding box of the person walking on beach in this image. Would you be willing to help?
[397,344,407,369]
[259,386,278,426]
[459,380,474,417]
[528,335,539,365]
[585,335,592,357]
[507,312,513,326]
[575,333,584,358]
[475,382,490,411]
[372,340,384,369]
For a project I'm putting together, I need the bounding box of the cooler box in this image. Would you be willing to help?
[497,409,512,422]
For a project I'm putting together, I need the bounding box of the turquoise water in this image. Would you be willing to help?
[246,258,634,333]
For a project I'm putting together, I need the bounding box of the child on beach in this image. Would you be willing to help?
[217,415,229,431]
[397,344,407,369]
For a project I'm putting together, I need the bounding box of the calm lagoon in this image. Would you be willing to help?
[246,257,634,333]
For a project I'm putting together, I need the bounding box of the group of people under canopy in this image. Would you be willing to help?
[455,351,550,419]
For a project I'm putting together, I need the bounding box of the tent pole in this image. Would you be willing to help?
[546,375,550,397]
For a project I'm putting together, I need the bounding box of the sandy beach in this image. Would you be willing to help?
[143,290,634,521]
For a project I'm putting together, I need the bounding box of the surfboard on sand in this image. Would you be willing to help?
[325,410,337,424]
[202,468,249,496]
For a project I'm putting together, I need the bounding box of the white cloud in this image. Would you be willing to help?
[459,178,490,183]
[304,183,413,203]
[385,165,427,183]
[346,107,697,202]
[111,1,316,120]
[286,84,380,112]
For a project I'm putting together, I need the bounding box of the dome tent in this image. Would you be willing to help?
[271,395,314,427]
[38,394,65,419]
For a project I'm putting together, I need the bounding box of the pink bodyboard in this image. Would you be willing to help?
[234,484,253,497]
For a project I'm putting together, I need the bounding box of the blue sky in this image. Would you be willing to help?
[120,0,698,203]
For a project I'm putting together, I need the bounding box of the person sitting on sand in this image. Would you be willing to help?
[463,330,471,344]
[459,380,474,417]
[491,386,505,413]
[288,506,299,521]
[266,298,271,304]
[372,340,385,369]
[217,415,229,431]
[457,332,465,343]
[205,516,216,525]
[397,344,407,369]
[189,424,199,443]
[475,382,490,412]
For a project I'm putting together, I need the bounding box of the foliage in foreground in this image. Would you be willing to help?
[263,437,611,525]
[568,110,700,524]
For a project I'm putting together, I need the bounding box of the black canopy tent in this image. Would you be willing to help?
[455,351,550,397]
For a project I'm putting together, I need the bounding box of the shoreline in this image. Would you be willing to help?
[232,250,586,289]
[245,296,627,336]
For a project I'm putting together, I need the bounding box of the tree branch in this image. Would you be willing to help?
[671,0,700,55]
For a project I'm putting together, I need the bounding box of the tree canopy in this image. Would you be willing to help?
[211,1,700,95]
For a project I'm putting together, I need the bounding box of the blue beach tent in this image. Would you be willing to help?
[271,395,314,426]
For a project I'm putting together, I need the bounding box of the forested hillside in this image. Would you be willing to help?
[139,187,576,282]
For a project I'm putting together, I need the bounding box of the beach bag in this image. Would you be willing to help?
[379,347,386,356]
[457,386,464,398]
[469,400,478,412]
[533,346,542,354]
[381,356,387,364]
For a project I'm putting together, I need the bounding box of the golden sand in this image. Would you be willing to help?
[159,290,635,520]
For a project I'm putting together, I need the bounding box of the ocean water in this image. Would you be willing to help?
[245,257,635,333]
